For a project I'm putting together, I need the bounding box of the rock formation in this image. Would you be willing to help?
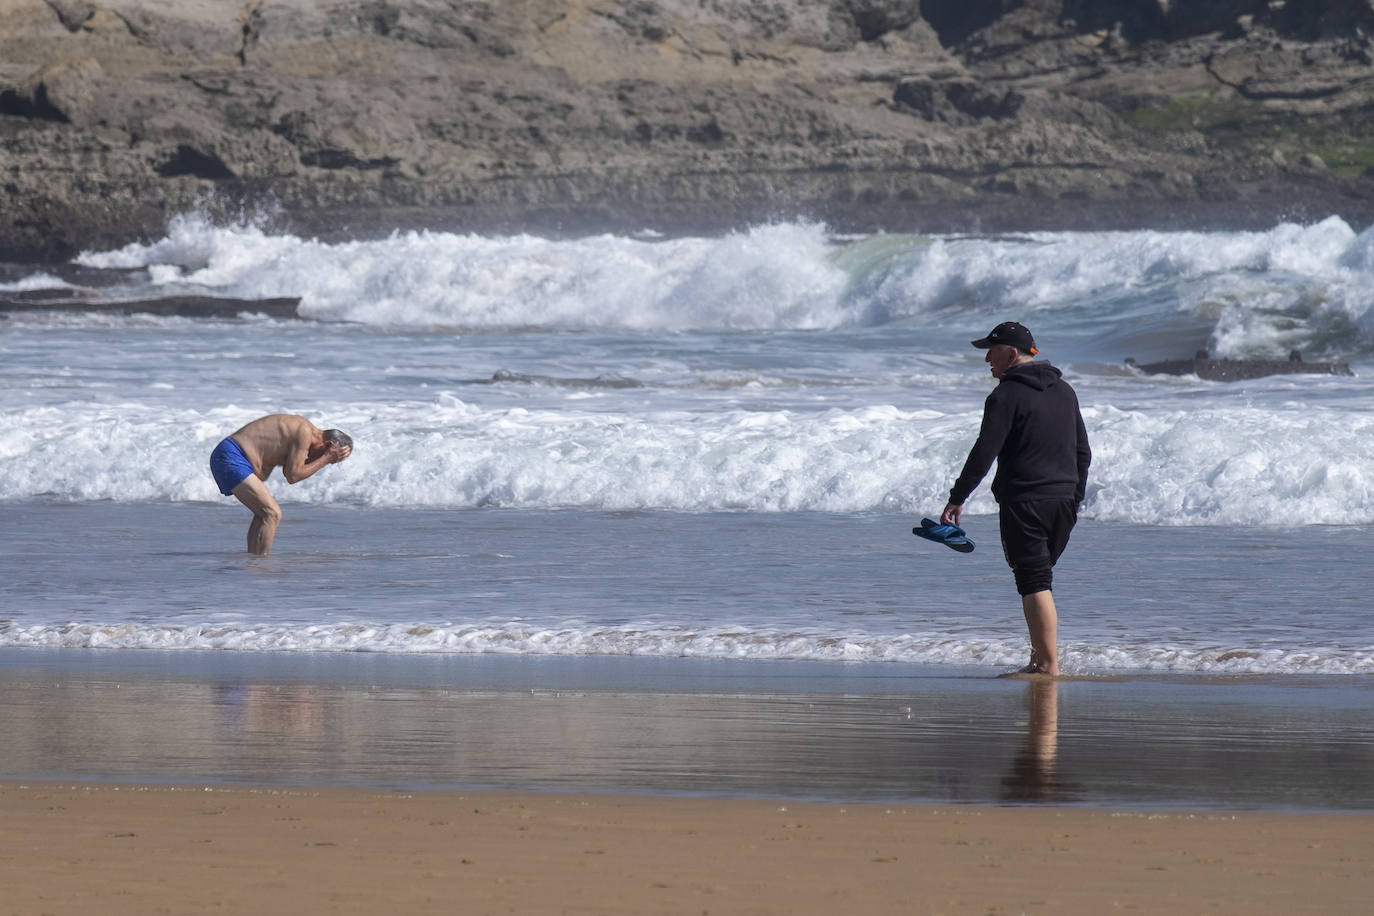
[3,0,1374,260]
[1126,350,1356,381]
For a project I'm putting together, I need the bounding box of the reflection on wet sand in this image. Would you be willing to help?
[225,685,329,737]
[2,660,1374,808]
[1000,680,1072,802]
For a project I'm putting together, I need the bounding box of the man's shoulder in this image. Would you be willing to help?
[239,412,299,428]
[236,414,315,446]
[1001,362,1075,393]
[262,414,316,436]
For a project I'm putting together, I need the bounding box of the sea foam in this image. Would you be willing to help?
[4,398,1374,525]
[3,619,1369,675]
[70,213,1374,357]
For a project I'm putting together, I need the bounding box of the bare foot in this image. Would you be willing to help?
[1015,663,1060,676]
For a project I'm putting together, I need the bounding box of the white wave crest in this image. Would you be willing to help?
[78,215,856,330]
[69,212,1374,355]
[4,399,1374,525]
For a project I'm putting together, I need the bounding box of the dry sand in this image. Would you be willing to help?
[4,781,1371,915]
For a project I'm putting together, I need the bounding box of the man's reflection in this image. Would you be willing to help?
[216,684,327,736]
[1000,678,1070,801]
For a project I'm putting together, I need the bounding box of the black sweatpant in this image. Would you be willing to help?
[998,498,1078,596]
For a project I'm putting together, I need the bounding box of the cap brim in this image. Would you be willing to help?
[971,337,993,348]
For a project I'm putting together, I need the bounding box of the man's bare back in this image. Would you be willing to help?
[210,414,352,555]
[231,414,350,484]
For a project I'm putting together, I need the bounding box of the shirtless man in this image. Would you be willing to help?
[208,414,353,555]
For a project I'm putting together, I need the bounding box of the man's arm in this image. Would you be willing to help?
[1074,409,1091,504]
[281,423,337,484]
[946,392,1012,509]
[942,399,1011,525]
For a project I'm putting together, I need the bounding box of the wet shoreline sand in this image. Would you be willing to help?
[4,651,1374,912]
[3,649,1372,808]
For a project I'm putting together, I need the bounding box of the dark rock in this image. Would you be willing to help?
[892,76,944,118]
[1270,0,1374,39]
[839,0,925,41]
[157,145,236,179]
[1125,352,1356,380]
[0,294,302,319]
[1061,0,1267,42]
[920,0,1019,47]
[893,75,1022,121]
[47,1,96,32]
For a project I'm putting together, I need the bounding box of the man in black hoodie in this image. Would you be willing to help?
[940,322,1091,676]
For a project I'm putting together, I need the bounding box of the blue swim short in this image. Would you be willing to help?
[209,437,256,496]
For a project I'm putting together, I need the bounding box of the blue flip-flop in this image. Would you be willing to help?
[912,517,975,553]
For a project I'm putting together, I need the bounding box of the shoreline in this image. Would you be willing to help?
[3,647,1372,811]
[4,780,1371,915]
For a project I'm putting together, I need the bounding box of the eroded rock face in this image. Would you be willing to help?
[1,0,1372,259]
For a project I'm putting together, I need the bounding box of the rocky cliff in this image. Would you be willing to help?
[4,0,1374,260]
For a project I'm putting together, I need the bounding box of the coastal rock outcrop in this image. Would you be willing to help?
[1125,349,1355,381]
[2,0,1374,259]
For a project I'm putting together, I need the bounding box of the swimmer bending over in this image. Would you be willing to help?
[209,414,353,555]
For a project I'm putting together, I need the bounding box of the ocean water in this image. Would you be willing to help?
[3,213,1374,677]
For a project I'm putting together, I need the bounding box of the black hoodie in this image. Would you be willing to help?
[949,361,1091,507]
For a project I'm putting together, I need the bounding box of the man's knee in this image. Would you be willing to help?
[256,503,283,526]
[1013,565,1053,596]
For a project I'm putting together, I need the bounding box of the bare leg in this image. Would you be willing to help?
[1021,589,1059,676]
[1027,679,1058,763]
[231,475,282,556]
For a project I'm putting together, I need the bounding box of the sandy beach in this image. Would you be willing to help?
[3,647,1374,914]
[3,781,1371,915]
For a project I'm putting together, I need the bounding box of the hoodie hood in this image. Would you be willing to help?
[1000,361,1062,391]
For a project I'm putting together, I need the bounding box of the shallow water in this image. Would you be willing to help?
[2,648,1371,809]
[5,215,1374,805]
[4,503,1371,675]
[6,217,1374,525]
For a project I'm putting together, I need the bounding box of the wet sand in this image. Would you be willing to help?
[4,781,1372,915]
[4,650,1374,912]
[3,649,1374,808]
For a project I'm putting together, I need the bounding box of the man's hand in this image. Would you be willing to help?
[329,443,352,463]
[940,502,963,526]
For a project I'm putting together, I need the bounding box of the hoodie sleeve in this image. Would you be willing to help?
[1074,403,1091,505]
[948,388,1012,506]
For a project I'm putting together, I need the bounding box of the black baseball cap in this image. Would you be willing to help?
[971,321,1037,355]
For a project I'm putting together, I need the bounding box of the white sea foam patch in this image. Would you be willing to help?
[76,215,855,330]
[3,400,1374,523]
[2,621,1368,674]
[345,402,981,513]
[0,400,972,512]
[0,272,76,292]
[1085,403,1374,525]
[841,216,1374,356]
[0,620,1003,662]
[1063,642,1374,676]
